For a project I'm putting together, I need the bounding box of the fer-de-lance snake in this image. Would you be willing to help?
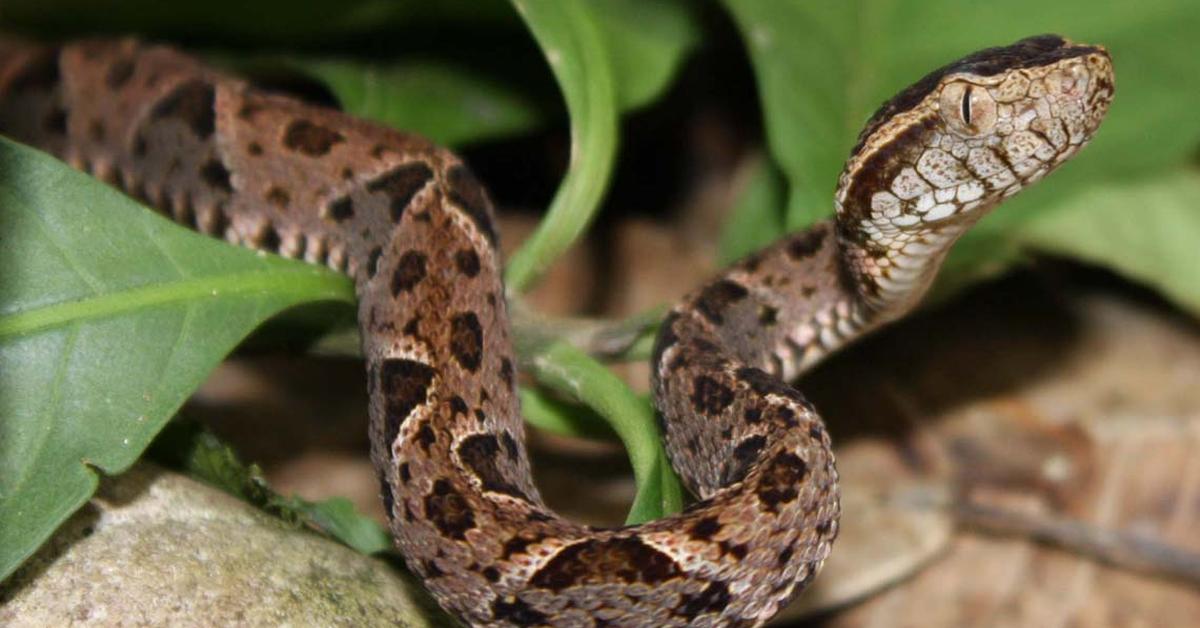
[0,34,1114,627]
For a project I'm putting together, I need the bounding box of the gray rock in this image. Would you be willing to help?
[0,463,445,627]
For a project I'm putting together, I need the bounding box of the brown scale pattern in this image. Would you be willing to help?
[0,35,1113,627]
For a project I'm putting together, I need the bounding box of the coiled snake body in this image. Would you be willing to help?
[0,35,1113,626]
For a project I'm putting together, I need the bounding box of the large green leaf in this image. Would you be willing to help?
[721,0,1200,306]
[261,57,545,148]
[594,0,699,111]
[0,138,354,580]
[1021,169,1200,313]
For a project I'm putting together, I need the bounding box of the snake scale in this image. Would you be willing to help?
[0,34,1113,626]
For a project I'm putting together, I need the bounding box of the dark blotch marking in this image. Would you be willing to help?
[445,164,497,245]
[735,366,805,404]
[689,516,722,541]
[398,463,411,484]
[491,597,548,626]
[87,119,105,142]
[367,162,434,222]
[744,407,763,424]
[366,246,383,279]
[259,226,281,252]
[719,541,748,560]
[473,408,486,423]
[815,519,834,538]
[758,305,778,326]
[377,472,395,521]
[423,559,444,578]
[151,80,215,138]
[777,544,794,566]
[455,248,481,278]
[724,435,767,484]
[694,280,749,325]
[262,186,290,210]
[327,195,354,222]
[786,225,828,260]
[482,567,500,582]
[769,405,798,427]
[415,422,436,451]
[500,432,519,461]
[756,451,810,512]
[247,141,263,156]
[529,537,682,591]
[402,316,421,338]
[391,250,427,295]
[283,119,344,156]
[208,209,230,238]
[378,358,436,453]
[43,108,67,135]
[449,395,469,418]
[7,49,60,92]
[500,358,515,390]
[449,312,483,372]
[423,479,475,540]
[690,375,735,415]
[200,159,233,193]
[237,102,263,120]
[676,581,731,617]
[501,533,544,558]
[105,57,135,88]
[457,434,529,500]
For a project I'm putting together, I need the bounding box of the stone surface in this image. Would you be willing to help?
[0,463,443,627]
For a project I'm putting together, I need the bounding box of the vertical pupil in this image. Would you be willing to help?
[961,86,973,125]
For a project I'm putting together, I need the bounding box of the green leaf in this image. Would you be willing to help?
[0,138,355,581]
[255,57,546,148]
[721,0,1200,279]
[503,0,619,292]
[522,341,683,524]
[152,421,392,555]
[282,496,392,555]
[719,157,788,266]
[518,387,618,441]
[1021,169,1200,314]
[592,0,700,111]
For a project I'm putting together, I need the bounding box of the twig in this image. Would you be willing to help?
[954,500,1200,587]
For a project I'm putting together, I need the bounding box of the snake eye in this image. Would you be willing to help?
[939,81,996,136]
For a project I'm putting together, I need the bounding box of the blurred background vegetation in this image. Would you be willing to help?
[2,0,1199,610]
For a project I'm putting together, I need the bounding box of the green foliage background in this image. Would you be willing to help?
[2,0,1198,597]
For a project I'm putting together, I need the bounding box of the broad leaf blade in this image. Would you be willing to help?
[593,0,699,111]
[1021,169,1200,314]
[0,138,354,580]
[289,58,545,148]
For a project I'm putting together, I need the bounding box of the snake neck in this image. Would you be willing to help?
[834,206,979,322]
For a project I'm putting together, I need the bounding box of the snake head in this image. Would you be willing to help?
[837,35,1114,232]
[833,35,1114,314]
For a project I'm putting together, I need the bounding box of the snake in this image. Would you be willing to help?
[0,34,1113,626]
